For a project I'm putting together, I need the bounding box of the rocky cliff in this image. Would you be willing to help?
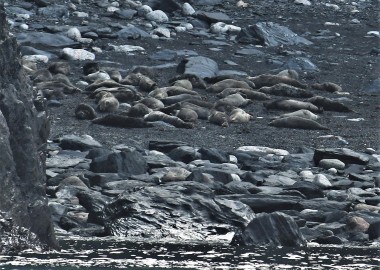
[0,4,58,249]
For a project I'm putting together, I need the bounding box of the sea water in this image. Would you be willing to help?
[0,238,379,269]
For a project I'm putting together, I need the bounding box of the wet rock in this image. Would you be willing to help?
[232,212,306,247]
[220,194,303,213]
[0,4,57,248]
[103,181,254,241]
[236,22,312,46]
[368,220,380,240]
[0,212,46,254]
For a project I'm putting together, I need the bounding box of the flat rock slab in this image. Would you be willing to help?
[178,56,219,79]
[195,11,232,24]
[314,148,370,165]
[237,22,313,47]
[16,32,79,48]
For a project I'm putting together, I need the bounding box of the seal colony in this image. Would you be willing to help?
[26,60,353,131]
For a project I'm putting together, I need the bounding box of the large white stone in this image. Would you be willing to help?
[152,27,170,38]
[67,27,81,40]
[318,158,345,170]
[146,10,169,23]
[237,146,289,156]
[109,44,145,53]
[61,48,95,61]
[182,3,195,16]
[313,174,332,188]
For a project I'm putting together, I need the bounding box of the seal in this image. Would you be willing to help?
[48,61,71,75]
[127,103,153,117]
[311,82,342,93]
[83,61,99,75]
[96,92,119,112]
[75,103,97,120]
[229,108,253,123]
[214,93,251,108]
[161,93,202,106]
[85,79,124,93]
[207,79,252,93]
[148,88,169,99]
[169,74,207,89]
[107,69,122,82]
[171,79,193,90]
[32,69,53,83]
[165,86,198,96]
[307,96,355,112]
[204,75,256,88]
[269,116,330,130]
[264,99,321,113]
[177,102,211,120]
[175,108,198,122]
[144,111,194,129]
[217,88,271,101]
[258,83,313,98]
[36,80,80,96]
[121,72,157,92]
[136,97,165,110]
[277,69,299,80]
[276,109,319,121]
[247,74,307,89]
[208,110,229,127]
[92,114,152,128]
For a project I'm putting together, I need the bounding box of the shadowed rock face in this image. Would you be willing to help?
[0,4,58,249]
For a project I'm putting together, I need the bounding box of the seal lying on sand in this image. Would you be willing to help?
[144,111,194,129]
[269,116,330,130]
[127,103,152,117]
[275,109,319,121]
[247,74,307,89]
[214,93,251,108]
[307,96,355,113]
[264,99,321,113]
[121,72,157,92]
[96,92,119,112]
[75,103,97,120]
[137,97,165,110]
[92,114,152,128]
[311,82,342,93]
[229,108,253,123]
[171,79,193,90]
[217,88,270,101]
[175,108,198,122]
[258,83,313,98]
[208,111,229,127]
[207,79,252,93]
